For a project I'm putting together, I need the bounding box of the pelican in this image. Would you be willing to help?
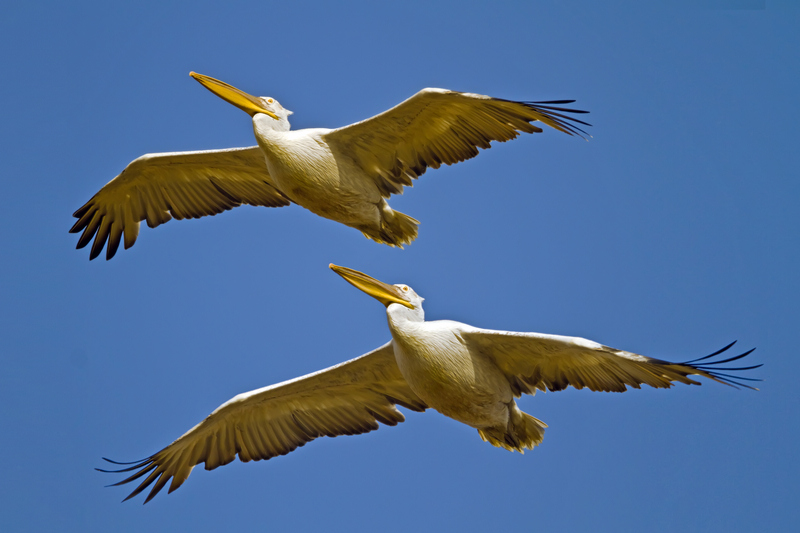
[71,72,590,260]
[100,264,759,503]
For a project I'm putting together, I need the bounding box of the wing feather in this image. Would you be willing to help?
[462,329,760,396]
[98,343,426,503]
[71,146,292,260]
[324,88,591,198]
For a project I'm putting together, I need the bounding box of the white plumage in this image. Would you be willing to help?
[71,72,590,259]
[100,265,759,503]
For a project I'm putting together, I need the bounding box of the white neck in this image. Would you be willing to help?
[386,302,425,332]
[253,113,291,136]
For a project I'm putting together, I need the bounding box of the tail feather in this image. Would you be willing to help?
[362,208,419,248]
[478,407,547,453]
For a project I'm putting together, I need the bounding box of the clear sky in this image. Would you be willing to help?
[1,1,797,531]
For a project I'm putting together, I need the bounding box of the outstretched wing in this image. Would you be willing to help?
[461,328,760,396]
[70,146,291,260]
[324,88,590,197]
[98,343,426,503]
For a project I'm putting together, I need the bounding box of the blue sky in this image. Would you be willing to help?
[1,1,797,531]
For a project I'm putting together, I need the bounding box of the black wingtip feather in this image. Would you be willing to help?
[72,202,92,219]
[522,101,593,139]
[69,218,87,234]
[713,347,756,364]
[530,102,591,114]
[75,225,97,249]
[681,340,737,364]
[96,460,151,474]
[706,372,763,381]
[101,457,148,465]
[144,473,170,504]
[494,97,592,139]
[676,342,761,390]
[705,372,762,391]
[89,243,103,260]
[530,99,578,105]
[106,231,121,260]
[535,108,593,127]
[694,363,763,372]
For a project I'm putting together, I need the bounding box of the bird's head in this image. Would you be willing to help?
[190,72,292,130]
[330,264,425,319]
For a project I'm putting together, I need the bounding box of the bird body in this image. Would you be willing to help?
[71,73,590,259]
[388,307,515,432]
[100,265,759,503]
[252,118,390,235]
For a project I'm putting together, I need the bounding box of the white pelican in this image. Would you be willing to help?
[71,72,590,260]
[100,265,759,503]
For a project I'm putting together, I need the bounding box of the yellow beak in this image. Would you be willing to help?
[190,72,279,120]
[330,264,414,309]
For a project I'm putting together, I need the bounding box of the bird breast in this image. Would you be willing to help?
[253,123,381,222]
[389,319,513,428]
[254,128,337,196]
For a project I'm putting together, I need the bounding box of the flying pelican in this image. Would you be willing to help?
[99,264,759,503]
[71,72,590,260]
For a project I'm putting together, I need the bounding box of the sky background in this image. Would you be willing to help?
[1,1,798,531]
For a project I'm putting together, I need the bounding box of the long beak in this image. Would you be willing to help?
[330,264,414,309]
[190,72,279,120]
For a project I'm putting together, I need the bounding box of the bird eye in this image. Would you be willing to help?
[402,286,408,291]
[267,98,274,104]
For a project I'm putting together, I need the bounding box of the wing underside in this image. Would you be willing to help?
[71,146,291,260]
[462,329,760,396]
[325,89,591,197]
[98,343,426,503]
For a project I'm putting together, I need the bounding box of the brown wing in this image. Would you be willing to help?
[98,342,426,503]
[324,88,590,197]
[461,328,760,396]
[70,146,291,260]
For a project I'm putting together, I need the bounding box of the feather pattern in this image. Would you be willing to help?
[98,342,426,503]
[70,146,291,260]
[462,329,761,395]
[325,89,590,198]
